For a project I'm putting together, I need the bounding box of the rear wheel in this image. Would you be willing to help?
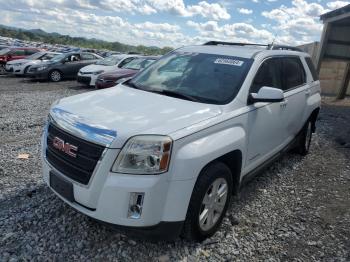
[182,162,232,241]
[296,120,313,155]
[49,70,62,82]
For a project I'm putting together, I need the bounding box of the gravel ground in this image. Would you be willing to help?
[0,76,349,261]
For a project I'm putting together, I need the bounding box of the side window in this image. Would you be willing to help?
[25,49,37,55]
[81,53,95,60]
[305,57,319,81]
[118,57,135,68]
[282,57,306,91]
[65,54,81,62]
[251,58,282,93]
[10,50,25,56]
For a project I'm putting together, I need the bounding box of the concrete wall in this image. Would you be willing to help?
[319,60,350,95]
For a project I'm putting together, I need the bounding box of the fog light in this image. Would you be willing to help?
[128,193,144,219]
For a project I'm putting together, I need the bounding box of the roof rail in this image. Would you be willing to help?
[268,44,303,52]
[203,41,268,47]
[204,41,303,52]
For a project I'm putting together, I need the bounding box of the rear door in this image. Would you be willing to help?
[80,53,99,66]
[280,57,308,142]
[9,49,25,60]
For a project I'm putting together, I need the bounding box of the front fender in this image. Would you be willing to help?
[170,125,246,181]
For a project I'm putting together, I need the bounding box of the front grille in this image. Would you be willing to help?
[77,76,91,84]
[46,123,105,185]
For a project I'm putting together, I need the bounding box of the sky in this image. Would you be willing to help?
[0,0,349,47]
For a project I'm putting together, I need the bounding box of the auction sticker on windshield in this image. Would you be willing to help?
[214,58,244,66]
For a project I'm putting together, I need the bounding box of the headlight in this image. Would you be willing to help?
[14,63,23,66]
[37,66,47,71]
[112,135,172,174]
[93,70,104,75]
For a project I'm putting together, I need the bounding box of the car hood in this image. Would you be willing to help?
[30,61,55,68]
[80,64,117,73]
[50,84,222,148]
[99,69,138,80]
[7,59,29,65]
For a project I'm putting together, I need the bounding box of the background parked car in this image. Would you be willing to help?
[27,52,102,82]
[77,54,141,86]
[95,56,159,89]
[0,47,42,74]
[6,51,61,76]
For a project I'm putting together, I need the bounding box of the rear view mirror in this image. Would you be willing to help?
[249,86,284,104]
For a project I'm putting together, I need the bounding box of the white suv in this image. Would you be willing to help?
[42,42,321,241]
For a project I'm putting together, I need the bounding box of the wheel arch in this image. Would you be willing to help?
[206,150,242,195]
[309,107,320,132]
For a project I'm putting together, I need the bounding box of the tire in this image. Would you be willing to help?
[23,66,30,75]
[0,64,5,75]
[296,120,313,156]
[182,162,233,242]
[49,70,62,82]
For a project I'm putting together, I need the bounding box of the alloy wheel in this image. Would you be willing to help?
[50,71,61,82]
[199,177,228,231]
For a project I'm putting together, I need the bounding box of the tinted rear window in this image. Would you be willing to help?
[305,57,319,81]
[282,57,306,90]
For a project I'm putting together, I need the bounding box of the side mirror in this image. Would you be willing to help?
[249,86,284,104]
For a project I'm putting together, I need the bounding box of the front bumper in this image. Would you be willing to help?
[5,65,13,72]
[12,65,24,75]
[26,69,49,80]
[77,73,98,86]
[41,135,192,239]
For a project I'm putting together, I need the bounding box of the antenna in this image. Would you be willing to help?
[270,34,277,50]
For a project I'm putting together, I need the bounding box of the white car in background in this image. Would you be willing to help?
[6,51,61,75]
[77,54,140,86]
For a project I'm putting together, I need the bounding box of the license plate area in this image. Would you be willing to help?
[50,171,74,202]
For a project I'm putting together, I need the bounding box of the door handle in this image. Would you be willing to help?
[280,100,288,108]
[305,90,311,96]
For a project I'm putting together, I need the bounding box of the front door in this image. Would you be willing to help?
[245,58,286,170]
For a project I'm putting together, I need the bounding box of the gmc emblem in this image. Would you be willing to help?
[52,137,78,158]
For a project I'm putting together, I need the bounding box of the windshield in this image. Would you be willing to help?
[26,52,45,60]
[0,48,10,55]
[129,52,253,104]
[96,56,122,66]
[122,58,156,70]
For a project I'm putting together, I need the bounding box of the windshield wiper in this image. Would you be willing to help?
[150,89,200,102]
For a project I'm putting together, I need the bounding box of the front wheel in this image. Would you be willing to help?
[49,70,62,82]
[0,64,5,74]
[23,66,31,75]
[182,162,232,242]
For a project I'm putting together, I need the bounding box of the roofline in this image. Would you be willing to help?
[320,4,350,21]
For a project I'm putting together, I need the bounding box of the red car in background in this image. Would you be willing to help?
[0,47,42,74]
[95,56,159,89]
